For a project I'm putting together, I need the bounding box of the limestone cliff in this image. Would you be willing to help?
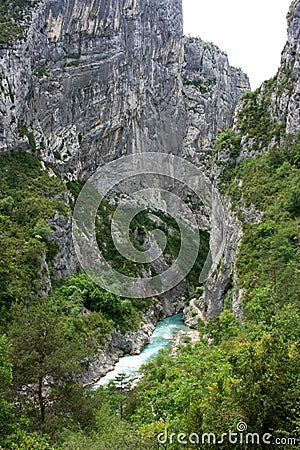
[0,0,249,178]
[0,0,185,178]
[195,0,300,321]
[0,0,251,321]
[183,37,249,169]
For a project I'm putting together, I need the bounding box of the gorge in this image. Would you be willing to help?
[0,0,299,448]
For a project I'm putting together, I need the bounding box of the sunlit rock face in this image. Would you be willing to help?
[182,36,250,169]
[0,0,249,179]
[0,0,186,179]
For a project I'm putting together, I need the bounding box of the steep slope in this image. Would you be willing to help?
[126,3,300,447]
[0,0,185,178]
[269,0,300,135]
[197,0,300,320]
[183,36,249,168]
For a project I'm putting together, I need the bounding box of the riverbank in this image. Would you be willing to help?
[77,291,187,387]
[77,307,158,387]
[170,329,200,356]
[86,313,191,388]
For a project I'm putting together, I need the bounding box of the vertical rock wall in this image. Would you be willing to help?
[0,0,186,179]
[183,37,249,169]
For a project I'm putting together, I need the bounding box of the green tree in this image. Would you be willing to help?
[107,373,137,420]
[3,430,54,450]
[7,300,87,435]
[0,335,16,440]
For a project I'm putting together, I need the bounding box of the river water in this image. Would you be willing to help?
[91,313,190,388]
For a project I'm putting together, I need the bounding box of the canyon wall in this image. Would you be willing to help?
[0,0,251,321]
[183,36,249,169]
[0,0,185,178]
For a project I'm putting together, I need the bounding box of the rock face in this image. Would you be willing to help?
[180,38,249,321]
[77,302,161,386]
[182,37,249,168]
[229,0,300,162]
[0,0,251,319]
[0,0,250,179]
[48,211,78,279]
[269,0,300,135]
[0,0,186,179]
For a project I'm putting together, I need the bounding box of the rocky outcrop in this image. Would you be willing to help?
[183,37,250,169]
[37,253,52,298]
[269,0,300,135]
[179,38,250,322]
[184,199,243,323]
[48,211,78,279]
[170,328,200,357]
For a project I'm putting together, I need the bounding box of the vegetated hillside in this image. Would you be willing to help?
[125,138,299,450]
[0,148,210,447]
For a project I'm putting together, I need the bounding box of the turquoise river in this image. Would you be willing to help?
[92,313,190,388]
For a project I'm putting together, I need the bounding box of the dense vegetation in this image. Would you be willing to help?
[124,143,300,449]
[0,0,38,44]
[0,150,66,314]
[0,149,212,448]
[0,151,148,447]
